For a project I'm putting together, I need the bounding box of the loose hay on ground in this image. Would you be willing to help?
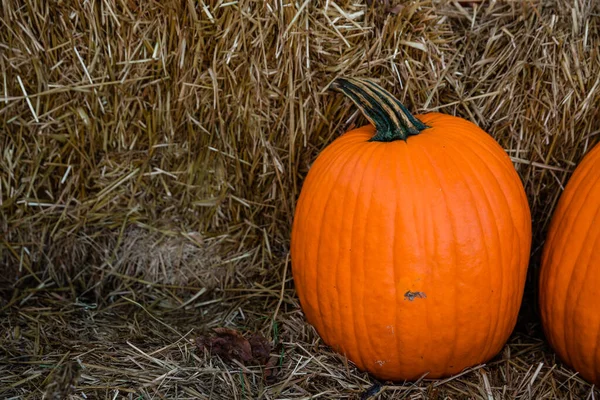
[1,288,598,399]
[2,0,600,398]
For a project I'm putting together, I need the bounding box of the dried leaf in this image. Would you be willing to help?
[196,328,252,363]
[249,333,272,363]
[196,328,272,366]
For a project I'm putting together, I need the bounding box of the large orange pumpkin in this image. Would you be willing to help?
[291,78,532,381]
[539,142,600,385]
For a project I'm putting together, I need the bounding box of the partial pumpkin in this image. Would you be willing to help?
[291,78,532,381]
[539,142,600,386]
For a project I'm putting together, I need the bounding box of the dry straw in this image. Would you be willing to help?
[1,0,600,398]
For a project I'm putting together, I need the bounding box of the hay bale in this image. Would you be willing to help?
[3,1,600,292]
[3,1,600,294]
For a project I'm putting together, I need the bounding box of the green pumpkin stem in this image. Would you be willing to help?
[331,77,428,142]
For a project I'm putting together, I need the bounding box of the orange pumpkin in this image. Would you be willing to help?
[539,142,600,385]
[291,78,532,381]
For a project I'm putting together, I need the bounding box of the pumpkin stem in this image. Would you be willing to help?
[331,77,428,142]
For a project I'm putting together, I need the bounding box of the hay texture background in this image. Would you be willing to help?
[2,0,600,398]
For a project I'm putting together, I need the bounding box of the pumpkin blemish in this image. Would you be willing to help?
[404,291,427,301]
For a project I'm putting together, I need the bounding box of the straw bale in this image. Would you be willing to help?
[2,0,600,291]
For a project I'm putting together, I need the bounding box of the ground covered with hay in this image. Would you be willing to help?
[2,0,600,398]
